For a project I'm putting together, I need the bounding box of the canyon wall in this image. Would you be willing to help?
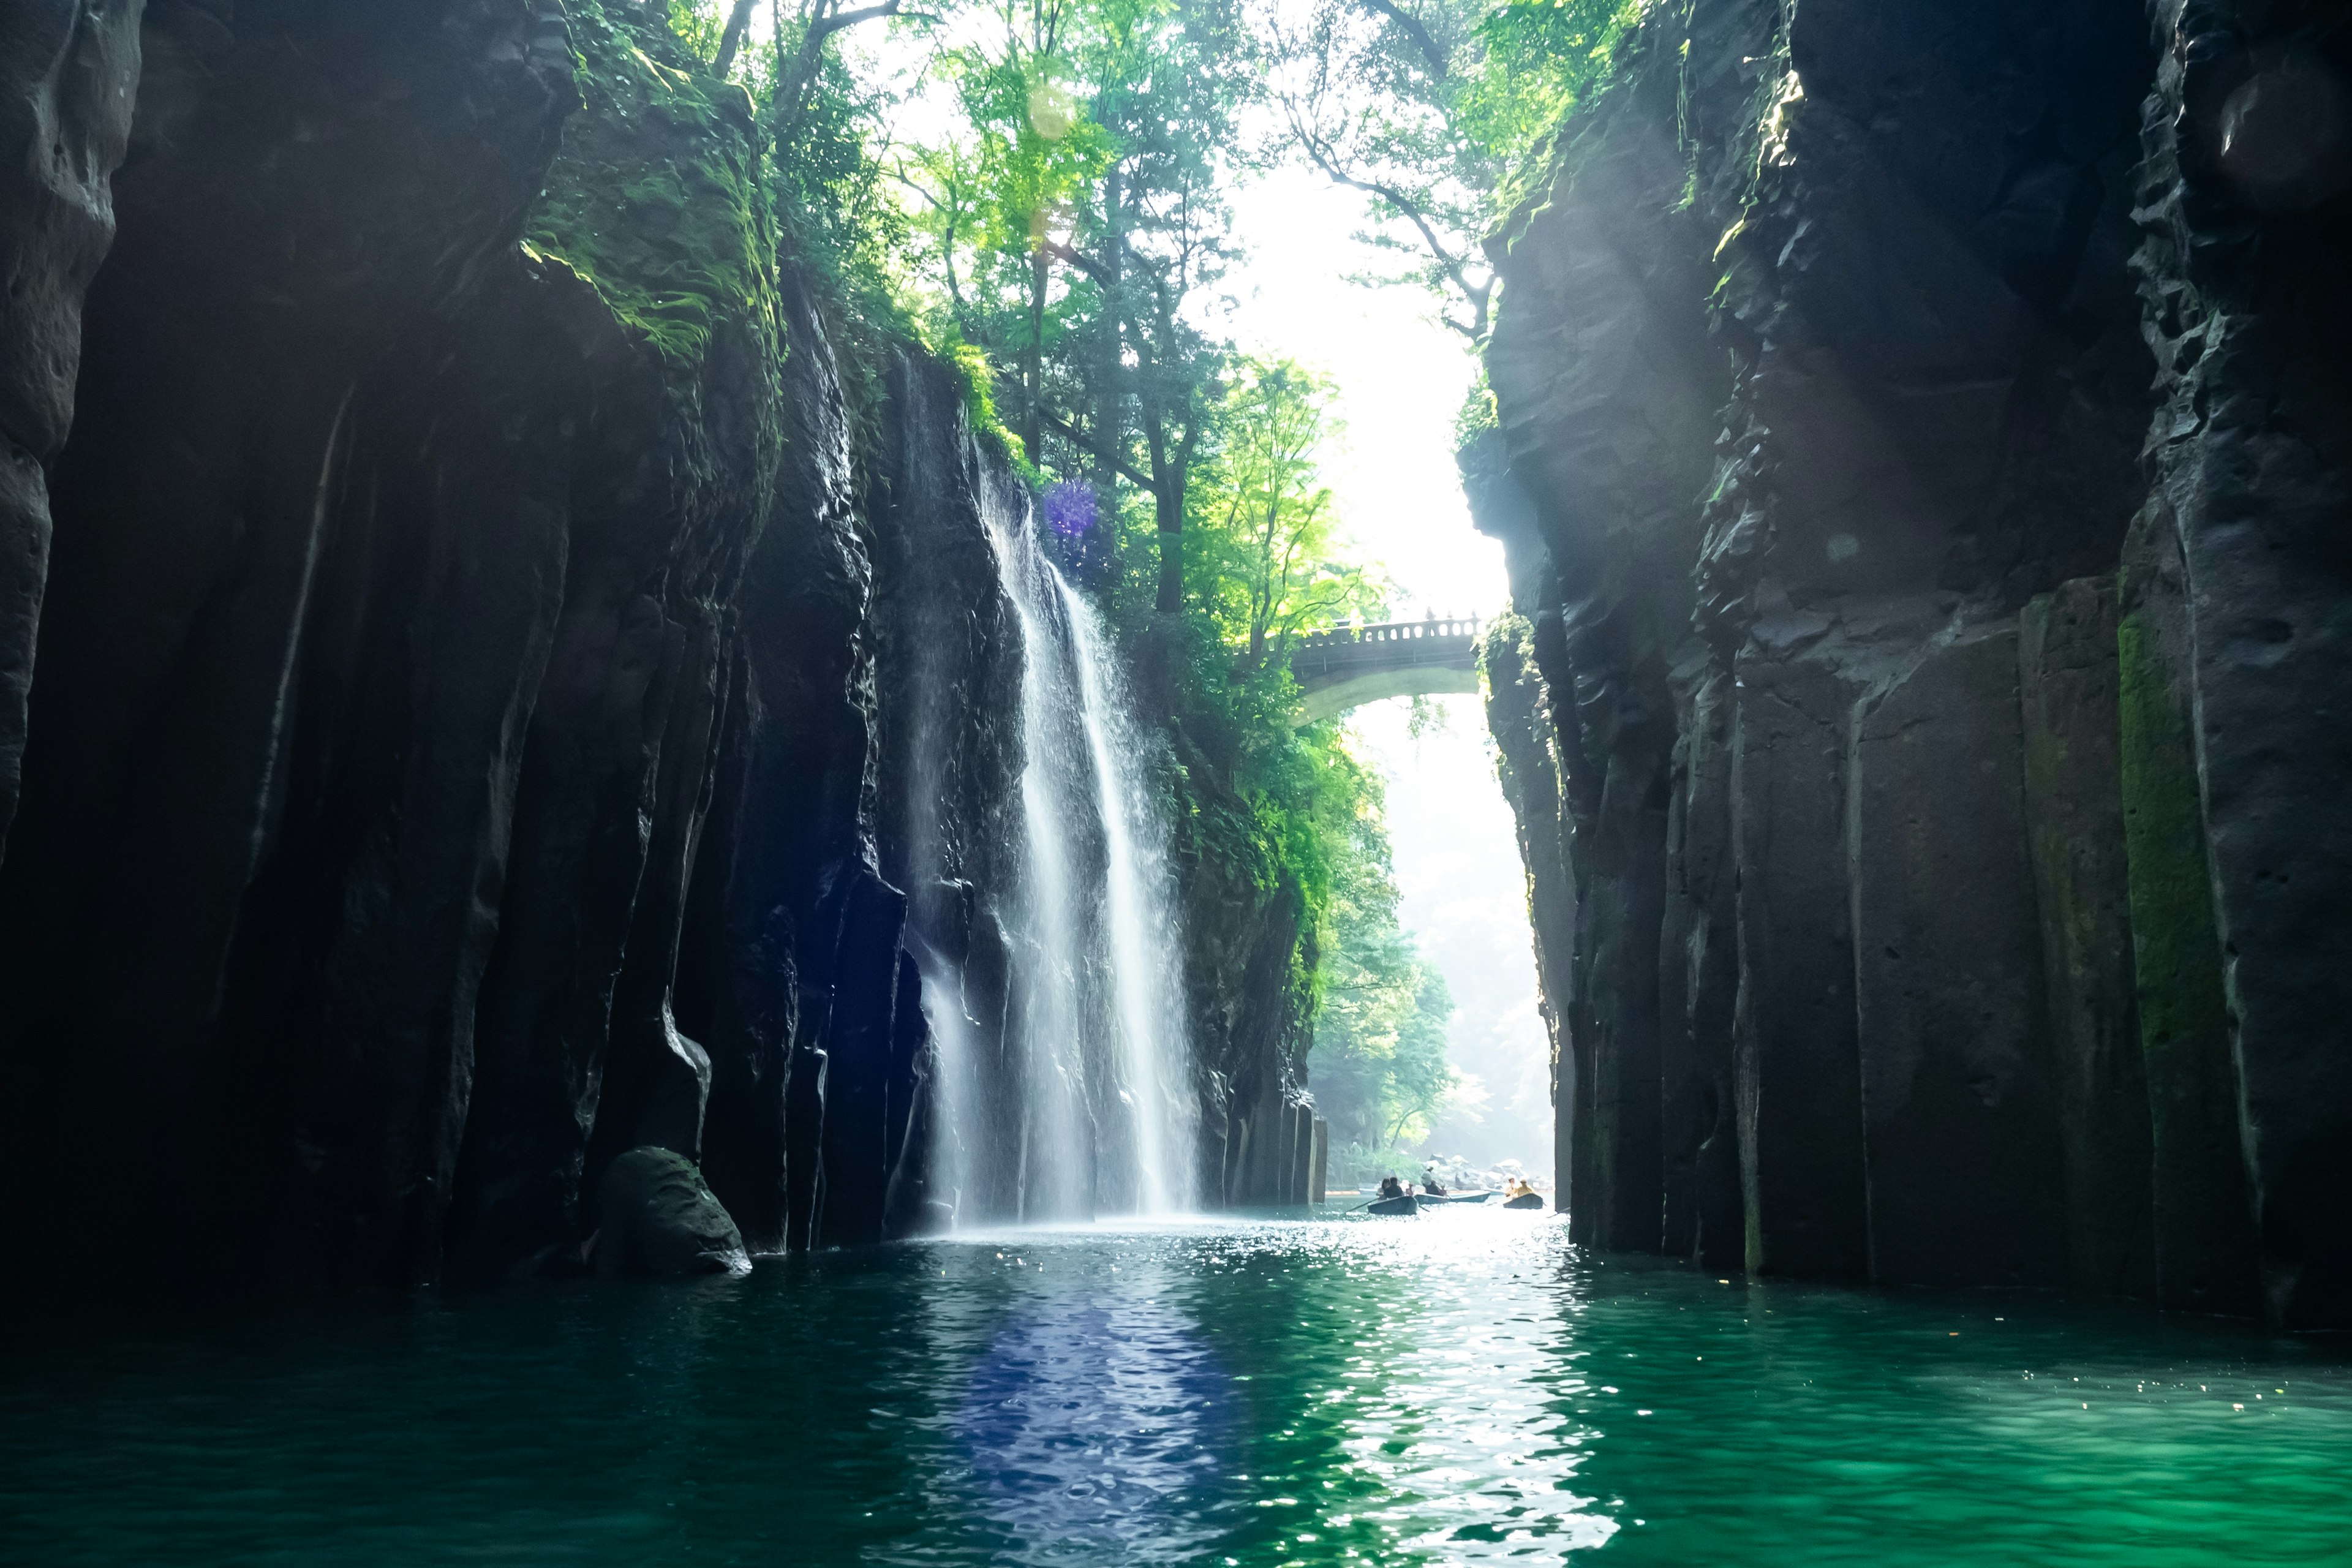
[0,0,1308,1300]
[1476,0,2352,1327]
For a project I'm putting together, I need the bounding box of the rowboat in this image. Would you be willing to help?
[1364,1194,1419,1216]
[1502,1193,1545,1210]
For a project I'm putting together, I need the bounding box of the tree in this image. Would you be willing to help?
[1301,775,1459,1151]
[1254,0,1634,341]
[891,0,1247,612]
[1191,358,1368,662]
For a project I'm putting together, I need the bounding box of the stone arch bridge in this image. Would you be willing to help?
[1287,616,1484,723]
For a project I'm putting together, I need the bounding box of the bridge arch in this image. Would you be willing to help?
[1287,616,1484,726]
[1296,665,1479,723]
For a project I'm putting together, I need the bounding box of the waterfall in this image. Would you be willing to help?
[995,519,1095,1221]
[919,498,1194,1223]
[1060,582,1197,1215]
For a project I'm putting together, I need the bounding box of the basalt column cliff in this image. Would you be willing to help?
[0,0,1313,1299]
[1473,0,2352,1328]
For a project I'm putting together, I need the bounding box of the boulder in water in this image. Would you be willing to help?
[592,1148,752,1278]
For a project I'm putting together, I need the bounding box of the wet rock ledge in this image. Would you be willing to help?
[0,0,1311,1300]
[1472,0,2352,1329]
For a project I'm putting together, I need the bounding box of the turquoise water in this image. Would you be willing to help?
[5,1210,2346,1564]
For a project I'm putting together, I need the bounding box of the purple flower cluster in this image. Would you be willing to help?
[1042,479,1097,542]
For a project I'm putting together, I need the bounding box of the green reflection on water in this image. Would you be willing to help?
[2,1212,2344,1564]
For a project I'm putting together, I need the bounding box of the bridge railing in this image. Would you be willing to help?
[1294,614,1485,650]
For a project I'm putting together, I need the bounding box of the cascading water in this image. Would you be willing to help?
[995,516,1096,1221]
[1060,582,1197,1214]
[921,492,1196,1223]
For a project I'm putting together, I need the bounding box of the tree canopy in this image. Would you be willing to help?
[647,0,1579,1172]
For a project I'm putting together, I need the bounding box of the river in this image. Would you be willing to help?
[6,1209,2346,1564]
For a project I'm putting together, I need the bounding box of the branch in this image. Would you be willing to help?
[714,0,760,74]
[1351,0,1448,77]
[1037,406,1154,490]
[811,0,902,42]
[777,0,903,127]
[1284,102,1492,339]
[1042,238,1116,290]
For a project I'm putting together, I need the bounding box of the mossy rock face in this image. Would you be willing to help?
[2114,505,2261,1316]
[526,0,779,375]
[2018,579,2155,1300]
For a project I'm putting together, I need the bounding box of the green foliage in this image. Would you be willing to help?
[530,0,779,369]
[1300,762,1460,1152]
[635,0,1454,1138]
[660,0,729,58]
[937,332,1036,468]
[1188,358,1379,663]
[1452,364,1498,445]
[1472,0,1638,213]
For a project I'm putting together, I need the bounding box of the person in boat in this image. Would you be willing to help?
[1504,1177,1536,1200]
[1420,1166,1448,1196]
[1377,1175,1406,1202]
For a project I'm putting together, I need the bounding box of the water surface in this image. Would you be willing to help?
[6,1211,2346,1564]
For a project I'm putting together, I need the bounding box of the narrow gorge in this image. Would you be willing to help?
[1471,0,2352,1330]
[7,1,2352,1559]
[4,0,2350,1335]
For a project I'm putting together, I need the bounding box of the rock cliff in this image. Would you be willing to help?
[0,0,1309,1298]
[1474,0,2352,1327]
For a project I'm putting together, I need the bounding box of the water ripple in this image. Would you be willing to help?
[2,1211,2346,1564]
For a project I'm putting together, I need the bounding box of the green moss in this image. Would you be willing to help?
[932,333,1035,480]
[526,0,777,371]
[2115,515,2263,1311]
[2116,609,2228,1080]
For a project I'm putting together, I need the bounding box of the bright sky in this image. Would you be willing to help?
[1218,160,1504,619]
[1219,165,1548,1174]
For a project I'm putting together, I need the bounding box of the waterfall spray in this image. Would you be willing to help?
[916,497,1196,1223]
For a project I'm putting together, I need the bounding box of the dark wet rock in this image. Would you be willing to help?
[1473,0,2352,1324]
[2020,579,2155,1300]
[1852,624,2063,1290]
[592,1146,750,1277]
[1479,619,1575,1213]
[0,0,1310,1302]
[2114,503,2261,1316]
[2138,1,2352,1331]
[0,0,143,859]
[1724,637,1869,1283]
[1657,656,1740,1272]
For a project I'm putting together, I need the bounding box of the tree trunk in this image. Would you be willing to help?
[1021,245,1046,466]
[1093,164,1123,508]
[714,0,759,74]
[1155,471,1183,615]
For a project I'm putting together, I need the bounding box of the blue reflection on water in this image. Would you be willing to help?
[957,1283,1231,1562]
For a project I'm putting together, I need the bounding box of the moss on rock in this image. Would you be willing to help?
[526,0,778,372]
[2116,505,2261,1314]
